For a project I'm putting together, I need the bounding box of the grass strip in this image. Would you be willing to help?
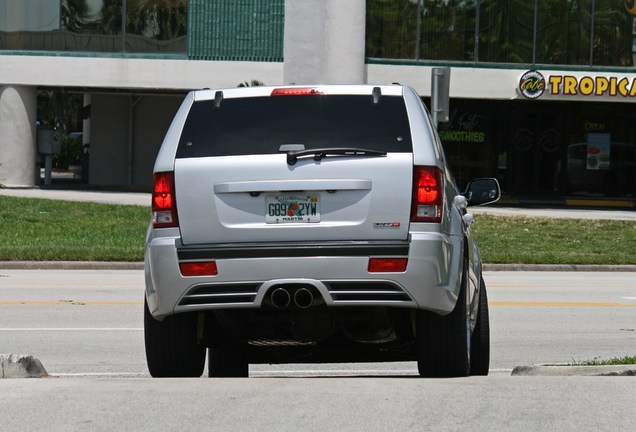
[570,356,636,366]
[1,195,636,264]
[472,214,636,265]
[0,195,148,261]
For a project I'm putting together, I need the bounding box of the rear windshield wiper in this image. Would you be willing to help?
[286,147,387,166]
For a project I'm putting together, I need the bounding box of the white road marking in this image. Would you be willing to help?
[51,372,148,377]
[0,328,142,331]
[49,368,514,378]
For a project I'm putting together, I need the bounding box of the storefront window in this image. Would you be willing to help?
[565,105,636,196]
[439,99,636,199]
[591,0,632,67]
[366,0,635,67]
[436,101,494,188]
[0,0,62,50]
[366,0,418,59]
[534,0,632,67]
[534,0,591,65]
[125,0,187,53]
[366,0,476,61]
[478,0,534,63]
[418,0,476,61]
[0,0,187,53]
[59,0,121,52]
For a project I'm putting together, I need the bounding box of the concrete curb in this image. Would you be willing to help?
[512,365,636,377]
[1,354,48,378]
[0,261,144,270]
[484,263,636,272]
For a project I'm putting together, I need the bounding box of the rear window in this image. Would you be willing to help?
[176,94,413,158]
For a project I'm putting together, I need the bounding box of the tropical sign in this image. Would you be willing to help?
[519,71,636,98]
[519,70,546,99]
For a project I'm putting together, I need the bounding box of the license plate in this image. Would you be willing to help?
[265,194,320,224]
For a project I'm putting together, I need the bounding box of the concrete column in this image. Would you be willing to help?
[323,0,367,84]
[284,0,366,85]
[0,85,37,187]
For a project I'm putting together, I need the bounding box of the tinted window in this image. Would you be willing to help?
[0,0,187,53]
[176,95,413,158]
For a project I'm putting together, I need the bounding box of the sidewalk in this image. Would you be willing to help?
[471,205,636,221]
[0,186,150,207]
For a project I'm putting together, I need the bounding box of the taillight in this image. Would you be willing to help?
[270,87,324,96]
[411,166,443,223]
[368,258,408,273]
[179,261,217,277]
[152,171,179,228]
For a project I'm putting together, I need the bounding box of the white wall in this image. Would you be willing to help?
[367,64,636,103]
[0,85,36,186]
[284,0,366,84]
[367,64,529,99]
[0,55,284,90]
[4,55,634,103]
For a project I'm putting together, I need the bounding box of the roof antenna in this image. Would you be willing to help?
[214,91,223,110]
[372,87,381,105]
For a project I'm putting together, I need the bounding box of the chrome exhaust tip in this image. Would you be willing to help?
[293,287,314,309]
[271,287,291,308]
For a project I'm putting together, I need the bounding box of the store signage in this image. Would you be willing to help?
[519,70,636,98]
[548,75,636,97]
[438,130,485,143]
[519,70,545,99]
[438,110,486,143]
[586,133,611,171]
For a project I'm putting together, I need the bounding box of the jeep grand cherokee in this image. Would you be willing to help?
[144,84,500,378]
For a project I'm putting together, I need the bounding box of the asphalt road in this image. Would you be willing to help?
[1,270,635,431]
[1,270,635,375]
[2,375,635,431]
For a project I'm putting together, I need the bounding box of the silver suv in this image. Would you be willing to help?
[144,84,500,378]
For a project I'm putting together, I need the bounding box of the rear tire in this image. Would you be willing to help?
[469,276,490,376]
[144,299,206,378]
[416,264,470,378]
[208,342,249,378]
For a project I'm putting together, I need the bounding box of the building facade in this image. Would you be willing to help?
[1,0,635,206]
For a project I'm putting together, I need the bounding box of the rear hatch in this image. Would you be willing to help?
[174,86,414,245]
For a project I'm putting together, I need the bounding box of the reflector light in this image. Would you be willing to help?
[411,166,443,223]
[153,176,173,209]
[417,171,439,203]
[152,172,179,228]
[271,87,324,96]
[368,258,408,273]
[179,261,218,277]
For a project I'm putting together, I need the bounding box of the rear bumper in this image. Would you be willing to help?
[145,231,462,320]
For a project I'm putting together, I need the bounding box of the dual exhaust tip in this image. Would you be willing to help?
[270,287,319,309]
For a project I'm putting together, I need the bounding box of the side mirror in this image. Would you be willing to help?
[463,178,501,206]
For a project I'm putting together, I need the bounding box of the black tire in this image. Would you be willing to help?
[208,342,249,378]
[416,263,470,378]
[470,276,490,376]
[144,298,206,378]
